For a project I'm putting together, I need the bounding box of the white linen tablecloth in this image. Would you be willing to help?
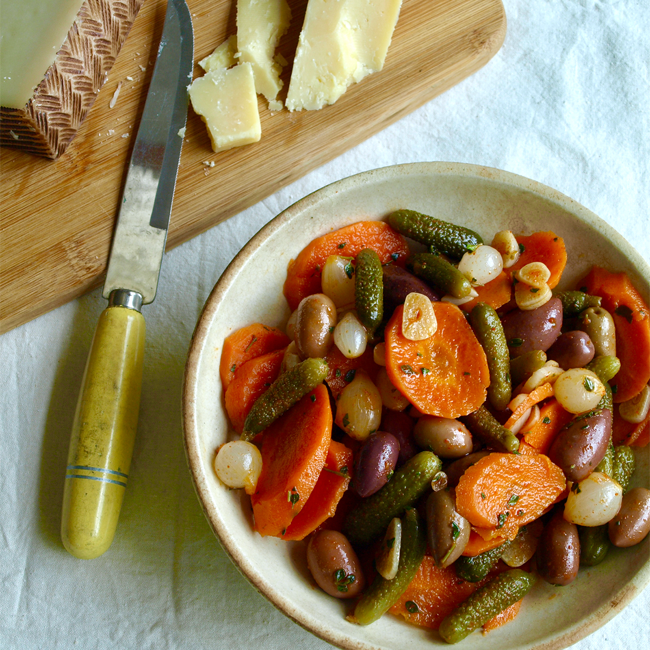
[1,1,648,648]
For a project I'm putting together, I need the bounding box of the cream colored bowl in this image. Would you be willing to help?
[182,162,650,650]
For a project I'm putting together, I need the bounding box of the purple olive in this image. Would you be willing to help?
[536,507,580,586]
[380,408,417,465]
[502,297,563,357]
[548,408,612,483]
[353,431,400,497]
[547,331,595,369]
[426,490,470,568]
[445,451,492,488]
[609,488,650,548]
[383,265,440,315]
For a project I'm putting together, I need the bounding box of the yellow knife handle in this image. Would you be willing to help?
[61,298,146,559]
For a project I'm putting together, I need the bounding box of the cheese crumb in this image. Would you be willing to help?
[268,99,283,112]
[178,127,186,138]
[109,82,122,109]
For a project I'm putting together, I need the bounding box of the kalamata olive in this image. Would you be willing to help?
[548,408,612,483]
[579,307,617,357]
[382,265,439,315]
[536,508,580,586]
[426,489,470,568]
[547,331,595,369]
[307,530,365,599]
[609,487,650,547]
[353,431,400,497]
[295,293,336,358]
[445,451,491,487]
[380,408,418,465]
[413,416,473,459]
[502,296,563,357]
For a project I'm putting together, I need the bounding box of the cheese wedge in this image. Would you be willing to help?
[199,35,238,73]
[236,0,291,102]
[188,63,261,153]
[286,0,402,112]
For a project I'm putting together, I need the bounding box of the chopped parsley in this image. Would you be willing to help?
[405,601,419,614]
[530,287,539,293]
[324,466,349,478]
[335,368,342,378]
[334,569,356,593]
[342,413,350,428]
[571,482,582,494]
[344,261,354,279]
[230,364,237,373]
[508,494,520,506]
[583,376,595,392]
[310,394,316,402]
[451,522,460,541]
[496,512,509,529]
[464,371,471,376]
[244,336,258,352]
[338,242,347,249]
[542,416,551,424]
[287,487,300,505]
[518,243,526,254]
[345,369,356,383]
[400,364,416,375]
[466,244,480,253]
[509,337,524,347]
[386,537,395,549]
[421,367,430,376]
[391,252,399,261]
[481,492,486,500]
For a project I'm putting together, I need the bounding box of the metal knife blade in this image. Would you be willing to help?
[103,0,194,304]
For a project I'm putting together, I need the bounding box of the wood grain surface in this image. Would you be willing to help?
[0,0,506,333]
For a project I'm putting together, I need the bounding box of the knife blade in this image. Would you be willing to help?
[61,0,194,560]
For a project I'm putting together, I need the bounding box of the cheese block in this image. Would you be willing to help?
[188,63,261,153]
[236,0,291,102]
[199,35,238,73]
[0,0,144,159]
[286,0,402,112]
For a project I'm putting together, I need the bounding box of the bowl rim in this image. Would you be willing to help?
[182,161,650,650]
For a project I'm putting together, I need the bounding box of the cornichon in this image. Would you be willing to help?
[579,525,610,567]
[469,303,512,411]
[586,355,621,385]
[355,248,383,332]
[388,209,483,260]
[612,445,636,492]
[460,406,520,454]
[510,350,547,387]
[353,508,426,625]
[438,569,536,644]
[408,253,473,299]
[241,358,328,440]
[554,290,602,317]
[455,543,508,583]
[343,451,441,546]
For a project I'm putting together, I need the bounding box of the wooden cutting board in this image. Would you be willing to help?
[0,0,506,334]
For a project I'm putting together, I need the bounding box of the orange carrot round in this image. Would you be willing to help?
[455,453,566,541]
[219,323,290,390]
[251,384,332,538]
[283,440,353,541]
[580,265,650,402]
[283,221,409,311]
[462,530,509,557]
[224,348,285,433]
[460,271,512,313]
[483,599,522,632]
[503,382,554,431]
[385,302,489,418]
[508,232,567,289]
[324,345,380,397]
[523,398,573,454]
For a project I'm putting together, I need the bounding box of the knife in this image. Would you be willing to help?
[61,0,194,559]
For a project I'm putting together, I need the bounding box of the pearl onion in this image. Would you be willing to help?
[554,368,606,414]
[458,245,503,286]
[214,441,263,495]
[564,472,623,526]
[333,311,368,359]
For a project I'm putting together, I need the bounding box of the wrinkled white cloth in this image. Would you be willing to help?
[1,1,648,649]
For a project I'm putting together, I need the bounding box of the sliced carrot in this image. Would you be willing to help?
[462,530,509,556]
[483,599,522,632]
[507,232,567,289]
[283,440,353,540]
[455,453,566,541]
[385,302,490,418]
[632,420,650,448]
[251,384,332,538]
[516,440,540,456]
[460,271,512,313]
[324,345,380,398]
[523,398,574,454]
[503,383,555,431]
[224,348,285,433]
[219,323,290,391]
[390,557,490,629]
[580,266,650,403]
[283,221,409,311]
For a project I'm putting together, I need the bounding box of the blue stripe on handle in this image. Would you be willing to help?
[65,474,127,488]
[66,465,129,478]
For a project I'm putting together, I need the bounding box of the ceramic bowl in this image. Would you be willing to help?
[182,162,650,650]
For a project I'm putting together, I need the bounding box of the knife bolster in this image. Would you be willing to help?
[108,289,143,312]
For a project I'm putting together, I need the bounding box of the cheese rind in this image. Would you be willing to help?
[198,35,238,73]
[188,63,261,153]
[286,0,402,112]
[236,0,291,101]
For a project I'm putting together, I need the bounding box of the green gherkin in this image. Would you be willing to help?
[355,248,383,332]
[388,209,483,260]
